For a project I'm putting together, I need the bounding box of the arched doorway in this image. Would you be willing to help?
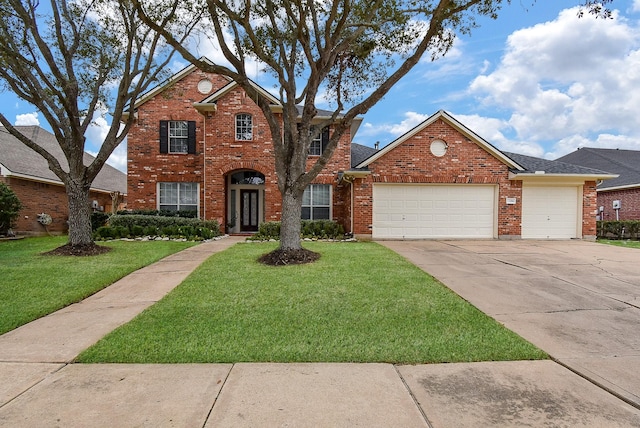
[228,170,265,233]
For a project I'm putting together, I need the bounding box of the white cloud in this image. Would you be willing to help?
[105,143,127,172]
[357,111,432,144]
[15,112,39,126]
[468,6,640,158]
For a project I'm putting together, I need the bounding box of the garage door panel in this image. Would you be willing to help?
[373,184,496,239]
[522,186,579,239]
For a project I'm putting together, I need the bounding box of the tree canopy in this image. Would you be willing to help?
[0,0,195,249]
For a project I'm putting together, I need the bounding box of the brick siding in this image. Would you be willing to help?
[127,69,353,233]
[598,187,640,221]
[4,177,114,235]
[352,118,523,238]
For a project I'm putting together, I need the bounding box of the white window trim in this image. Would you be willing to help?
[168,120,189,154]
[235,113,253,141]
[157,182,200,216]
[309,132,323,156]
[302,184,332,220]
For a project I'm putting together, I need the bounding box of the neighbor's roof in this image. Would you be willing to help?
[556,148,640,190]
[503,152,614,176]
[0,126,127,194]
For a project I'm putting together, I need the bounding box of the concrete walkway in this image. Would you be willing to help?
[1,238,639,427]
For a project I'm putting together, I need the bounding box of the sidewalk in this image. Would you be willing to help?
[1,238,639,427]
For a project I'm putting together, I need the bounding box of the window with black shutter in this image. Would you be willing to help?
[159,120,196,154]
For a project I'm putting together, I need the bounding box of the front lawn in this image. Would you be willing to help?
[78,242,547,364]
[598,239,640,249]
[0,236,196,335]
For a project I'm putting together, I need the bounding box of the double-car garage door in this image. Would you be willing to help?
[373,184,496,239]
[372,183,581,239]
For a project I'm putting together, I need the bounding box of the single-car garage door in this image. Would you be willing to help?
[373,184,496,239]
[521,185,580,239]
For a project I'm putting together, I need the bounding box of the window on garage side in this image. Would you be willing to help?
[302,184,331,220]
[159,182,198,214]
[236,113,253,140]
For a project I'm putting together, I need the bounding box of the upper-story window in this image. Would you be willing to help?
[159,120,196,154]
[309,127,329,156]
[169,121,188,153]
[236,114,253,141]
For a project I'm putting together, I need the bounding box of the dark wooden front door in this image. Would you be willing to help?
[240,189,259,232]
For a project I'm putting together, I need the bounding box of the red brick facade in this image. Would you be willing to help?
[598,188,640,221]
[127,69,353,233]
[127,68,602,240]
[2,176,114,235]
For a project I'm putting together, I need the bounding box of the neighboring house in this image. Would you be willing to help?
[126,62,616,240]
[0,126,127,235]
[557,148,640,221]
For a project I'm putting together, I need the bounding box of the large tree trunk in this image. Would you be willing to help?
[66,179,94,246]
[280,187,303,251]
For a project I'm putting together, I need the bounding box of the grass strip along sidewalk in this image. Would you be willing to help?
[78,242,546,364]
[0,236,196,335]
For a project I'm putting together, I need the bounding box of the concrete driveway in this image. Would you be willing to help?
[381,240,640,409]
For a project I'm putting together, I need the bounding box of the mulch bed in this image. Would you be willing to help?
[43,243,112,257]
[258,248,320,266]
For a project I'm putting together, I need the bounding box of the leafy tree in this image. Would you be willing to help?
[0,0,196,251]
[134,0,613,261]
[0,182,22,235]
[133,0,513,258]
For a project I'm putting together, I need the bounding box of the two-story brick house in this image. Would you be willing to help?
[126,62,615,240]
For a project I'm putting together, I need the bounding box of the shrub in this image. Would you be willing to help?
[0,182,22,235]
[91,211,110,231]
[255,221,281,239]
[117,209,198,218]
[114,226,130,239]
[250,220,345,240]
[95,226,115,239]
[597,220,640,240]
[143,225,159,236]
[131,225,145,237]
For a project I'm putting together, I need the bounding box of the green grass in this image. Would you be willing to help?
[78,242,547,364]
[598,239,640,249]
[0,236,196,335]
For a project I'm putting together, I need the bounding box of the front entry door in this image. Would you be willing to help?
[240,189,259,232]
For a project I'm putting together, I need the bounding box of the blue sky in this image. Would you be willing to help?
[4,1,640,172]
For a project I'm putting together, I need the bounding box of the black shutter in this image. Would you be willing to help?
[321,127,330,154]
[187,121,196,154]
[159,120,168,153]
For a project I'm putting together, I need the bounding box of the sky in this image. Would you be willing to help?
[4,0,640,172]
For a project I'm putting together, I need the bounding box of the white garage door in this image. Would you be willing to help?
[521,186,579,239]
[373,184,496,239]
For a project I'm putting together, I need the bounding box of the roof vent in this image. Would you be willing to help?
[534,171,545,174]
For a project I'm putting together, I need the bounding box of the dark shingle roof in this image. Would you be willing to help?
[503,151,611,175]
[0,126,126,194]
[556,148,640,189]
[351,143,378,168]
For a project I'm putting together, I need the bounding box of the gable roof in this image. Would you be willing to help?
[556,148,640,190]
[0,126,126,194]
[355,110,522,170]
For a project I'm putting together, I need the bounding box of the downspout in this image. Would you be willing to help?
[350,180,354,235]
[202,115,207,220]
